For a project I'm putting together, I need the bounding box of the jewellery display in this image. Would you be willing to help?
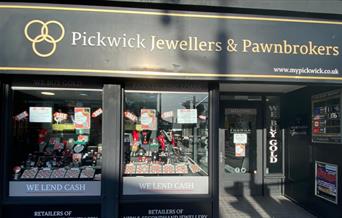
[150,163,162,174]
[64,168,81,179]
[123,115,208,176]
[36,168,53,179]
[11,108,102,181]
[189,162,201,174]
[162,164,175,174]
[175,163,188,174]
[80,167,96,179]
[20,168,38,179]
[50,168,67,179]
[123,92,209,177]
[136,164,150,174]
[13,166,22,180]
[10,88,103,186]
[124,163,136,174]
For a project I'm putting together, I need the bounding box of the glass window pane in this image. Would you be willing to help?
[123,91,209,195]
[224,108,257,174]
[9,88,102,196]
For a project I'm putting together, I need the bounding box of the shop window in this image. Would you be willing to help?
[9,88,102,197]
[123,91,209,195]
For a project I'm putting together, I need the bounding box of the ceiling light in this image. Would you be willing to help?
[80,93,88,96]
[41,91,55,96]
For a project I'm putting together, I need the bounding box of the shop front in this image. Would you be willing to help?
[0,3,342,218]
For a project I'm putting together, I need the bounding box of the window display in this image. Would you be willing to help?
[123,91,209,195]
[312,89,341,144]
[9,88,102,196]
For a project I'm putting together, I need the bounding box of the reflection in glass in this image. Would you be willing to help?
[10,88,102,181]
[123,91,209,176]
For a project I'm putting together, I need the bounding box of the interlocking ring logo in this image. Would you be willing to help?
[24,20,65,57]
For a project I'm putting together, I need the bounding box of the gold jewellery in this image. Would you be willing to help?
[24,20,64,57]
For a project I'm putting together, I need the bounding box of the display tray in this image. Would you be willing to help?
[50,168,67,179]
[20,168,38,180]
[64,168,80,179]
[123,163,189,175]
[80,168,95,179]
[35,168,53,179]
[14,167,100,180]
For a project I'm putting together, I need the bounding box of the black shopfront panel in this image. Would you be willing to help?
[1,3,342,218]
[283,86,342,217]
[0,82,6,217]
[1,4,342,83]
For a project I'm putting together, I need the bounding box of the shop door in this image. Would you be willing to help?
[219,102,263,197]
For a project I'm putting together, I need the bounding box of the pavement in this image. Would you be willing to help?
[219,195,316,218]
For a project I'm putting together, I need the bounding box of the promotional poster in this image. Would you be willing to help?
[315,161,338,204]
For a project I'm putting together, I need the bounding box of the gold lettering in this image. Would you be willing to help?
[208,41,216,51]
[317,46,326,55]
[150,35,156,51]
[284,40,292,54]
[273,44,283,54]
[165,40,179,50]
[251,43,260,53]
[199,41,207,51]
[308,41,318,55]
[292,45,300,54]
[215,42,223,52]
[260,43,273,53]
[156,39,165,50]
[300,45,308,55]
[179,40,188,50]
[326,46,333,55]
[242,39,252,52]
[333,46,339,56]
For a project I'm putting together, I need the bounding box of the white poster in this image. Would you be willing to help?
[233,133,248,144]
[29,107,52,123]
[177,109,197,124]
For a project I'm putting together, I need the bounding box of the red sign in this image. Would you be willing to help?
[140,109,157,130]
[92,108,103,118]
[124,111,138,123]
[74,107,91,129]
[54,112,68,122]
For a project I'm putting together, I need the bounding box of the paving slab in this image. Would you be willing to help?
[219,195,316,218]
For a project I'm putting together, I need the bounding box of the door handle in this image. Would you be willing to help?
[220,152,223,163]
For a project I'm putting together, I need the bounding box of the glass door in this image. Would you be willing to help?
[223,108,257,175]
[219,101,263,197]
